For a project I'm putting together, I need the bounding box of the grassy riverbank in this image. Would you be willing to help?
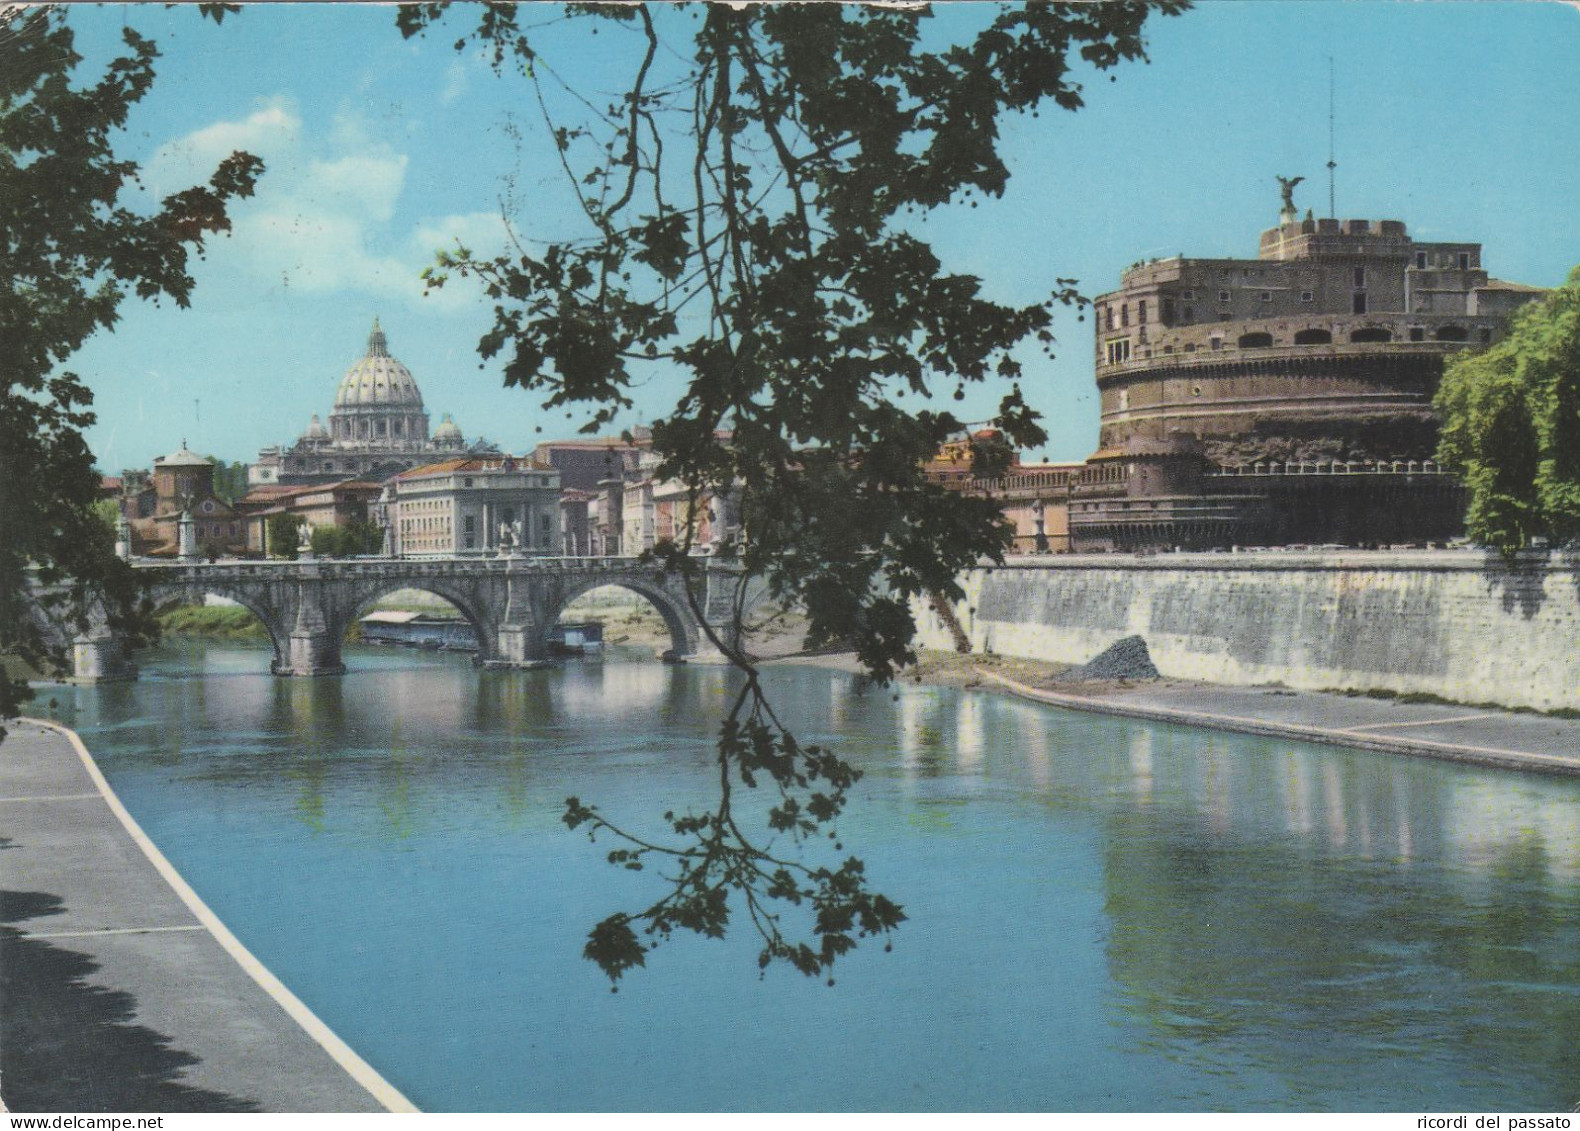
[156,605,270,640]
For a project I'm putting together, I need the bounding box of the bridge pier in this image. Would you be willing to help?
[489,622,553,670]
[70,629,137,684]
[275,566,345,677]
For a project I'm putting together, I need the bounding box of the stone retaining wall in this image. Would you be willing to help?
[913,550,1580,712]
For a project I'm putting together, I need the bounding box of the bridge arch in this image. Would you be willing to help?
[145,582,293,674]
[550,576,702,660]
[340,580,498,665]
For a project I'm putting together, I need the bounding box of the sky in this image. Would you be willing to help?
[52,1,1580,473]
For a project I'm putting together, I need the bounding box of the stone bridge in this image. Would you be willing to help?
[72,556,759,681]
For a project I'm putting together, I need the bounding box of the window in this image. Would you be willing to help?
[463,515,474,533]
[1218,290,1231,303]
[1121,304,1130,328]
[1458,252,1470,270]
[1237,332,1273,349]
[1210,337,1223,351]
[1294,328,1332,345]
[463,478,473,488]
[1138,300,1148,324]
[1259,291,1272,303]
[1353,266,1366,287]
[1104,338,1131,365]
[1350,327,1392,344]
[1415,251,1428,269]
[1181,290,1194,301]
[1105,306,1115,331]
[1161,298,1175,325]
[1352,292,1368,315]
[1409,326,1425,342]
[1301,291,1314,302]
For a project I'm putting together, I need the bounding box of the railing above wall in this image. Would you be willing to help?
[1207,459,1453,477]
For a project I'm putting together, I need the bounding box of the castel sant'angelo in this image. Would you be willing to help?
[1067,181,1546,551]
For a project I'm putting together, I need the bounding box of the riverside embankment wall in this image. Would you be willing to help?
[913,550,1580,713]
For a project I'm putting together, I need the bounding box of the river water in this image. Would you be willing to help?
[37,641,1580,1112]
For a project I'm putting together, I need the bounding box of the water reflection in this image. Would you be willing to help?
[41,640,1580,1112]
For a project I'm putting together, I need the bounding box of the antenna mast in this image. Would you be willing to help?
[1327,56,1337,219]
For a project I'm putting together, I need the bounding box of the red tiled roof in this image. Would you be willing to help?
[396,456,548,480]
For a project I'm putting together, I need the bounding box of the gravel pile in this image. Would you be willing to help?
[1059,634,1160,682]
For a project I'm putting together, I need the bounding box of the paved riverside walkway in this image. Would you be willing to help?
[978,670,1580,777]
[0,719,416,1113]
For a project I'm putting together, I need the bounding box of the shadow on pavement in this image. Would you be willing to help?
[0,889,260,1114]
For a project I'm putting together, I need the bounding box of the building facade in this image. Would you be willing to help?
[385,457,561,558]
[250,319,498,487]
[119,443,247,558]
[1072,199,1544,551]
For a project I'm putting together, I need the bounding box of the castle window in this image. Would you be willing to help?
[464,478,474,487]
[1458,252,1470,270]
[1435,325,1469,342]
[1161,298,1175,325]
[1237,332,1273,349]
[1409,327,1425,342]
[1138,300,1147,324]
[1350,327,1392,343]
[1104,338,1131,365]
[1415,251,1428,269]
[1218,290,1231,303]
[1181,290,1194,301]
[1259,291,1272,303]
[1352,292,1368,315]
[1353,266,1366,287]
[1301,291,1314,302]
[1121,304,1130,328]
[1210,337,1223,351]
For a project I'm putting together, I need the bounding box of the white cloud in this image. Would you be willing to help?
[228,206,419,302]
[152,103,519,311]
[440,59,469,106]
[305,151,409,224]
[411,210,513,258]
[143,99,301,198]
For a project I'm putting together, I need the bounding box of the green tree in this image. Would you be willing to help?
[266,513,300,560]
[1436,266,1580,554]
[209,459,250,504]
[0,5,262,734]
[311,520,384,558]
[400,0,1185,984]
[91,497,122,547]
